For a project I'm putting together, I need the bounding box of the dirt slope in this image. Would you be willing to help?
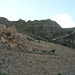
[0,24,75,75]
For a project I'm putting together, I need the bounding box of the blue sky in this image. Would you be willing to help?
[0,0,75,28]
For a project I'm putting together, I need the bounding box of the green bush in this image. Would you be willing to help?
[36,36,44,40]
[40,50,56,55]
[57,73,62,75]
[6,32,11,36]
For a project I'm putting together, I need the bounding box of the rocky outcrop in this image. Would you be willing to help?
[0,24,29,51]
[0,17,10,25]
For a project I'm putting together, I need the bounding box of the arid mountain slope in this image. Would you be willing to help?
[0,24,75,75]
[52,30,75,48]
[0,17,75,49]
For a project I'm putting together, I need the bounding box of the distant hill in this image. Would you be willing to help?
[0,17,75,48]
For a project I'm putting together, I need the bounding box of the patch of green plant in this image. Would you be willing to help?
[12,35,15,38]
[48,51,55,55]
[25,50,33,53]
[6,32,11,36]
[40,50,56,55]
[56,73,62,75]
[61,42,68,46]
[41,51,48,54]
[35,36,44,41]
[8,38,13,40]
[25,49,56,55]
[66,34,73,39]
[0,73,12,75]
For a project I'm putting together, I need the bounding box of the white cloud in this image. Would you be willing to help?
[51,13,75,28]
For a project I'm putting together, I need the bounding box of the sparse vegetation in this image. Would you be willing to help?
[24,48,56,55]
[61,42,68,46]
[6,32,11,36]
[0,73,12,75]
[57,73,62,75]
[35,36,44,41]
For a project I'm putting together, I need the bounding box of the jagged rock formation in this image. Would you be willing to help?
[0,24,16,47]
[0,24,29,51]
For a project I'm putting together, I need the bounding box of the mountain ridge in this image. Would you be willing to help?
[0,17,75,49]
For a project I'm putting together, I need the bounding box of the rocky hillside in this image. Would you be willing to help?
[52,30,75,48]
[0,17,75,49]
[0,17,63,37]
[0,24,31,52]
[0,24,75,75]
